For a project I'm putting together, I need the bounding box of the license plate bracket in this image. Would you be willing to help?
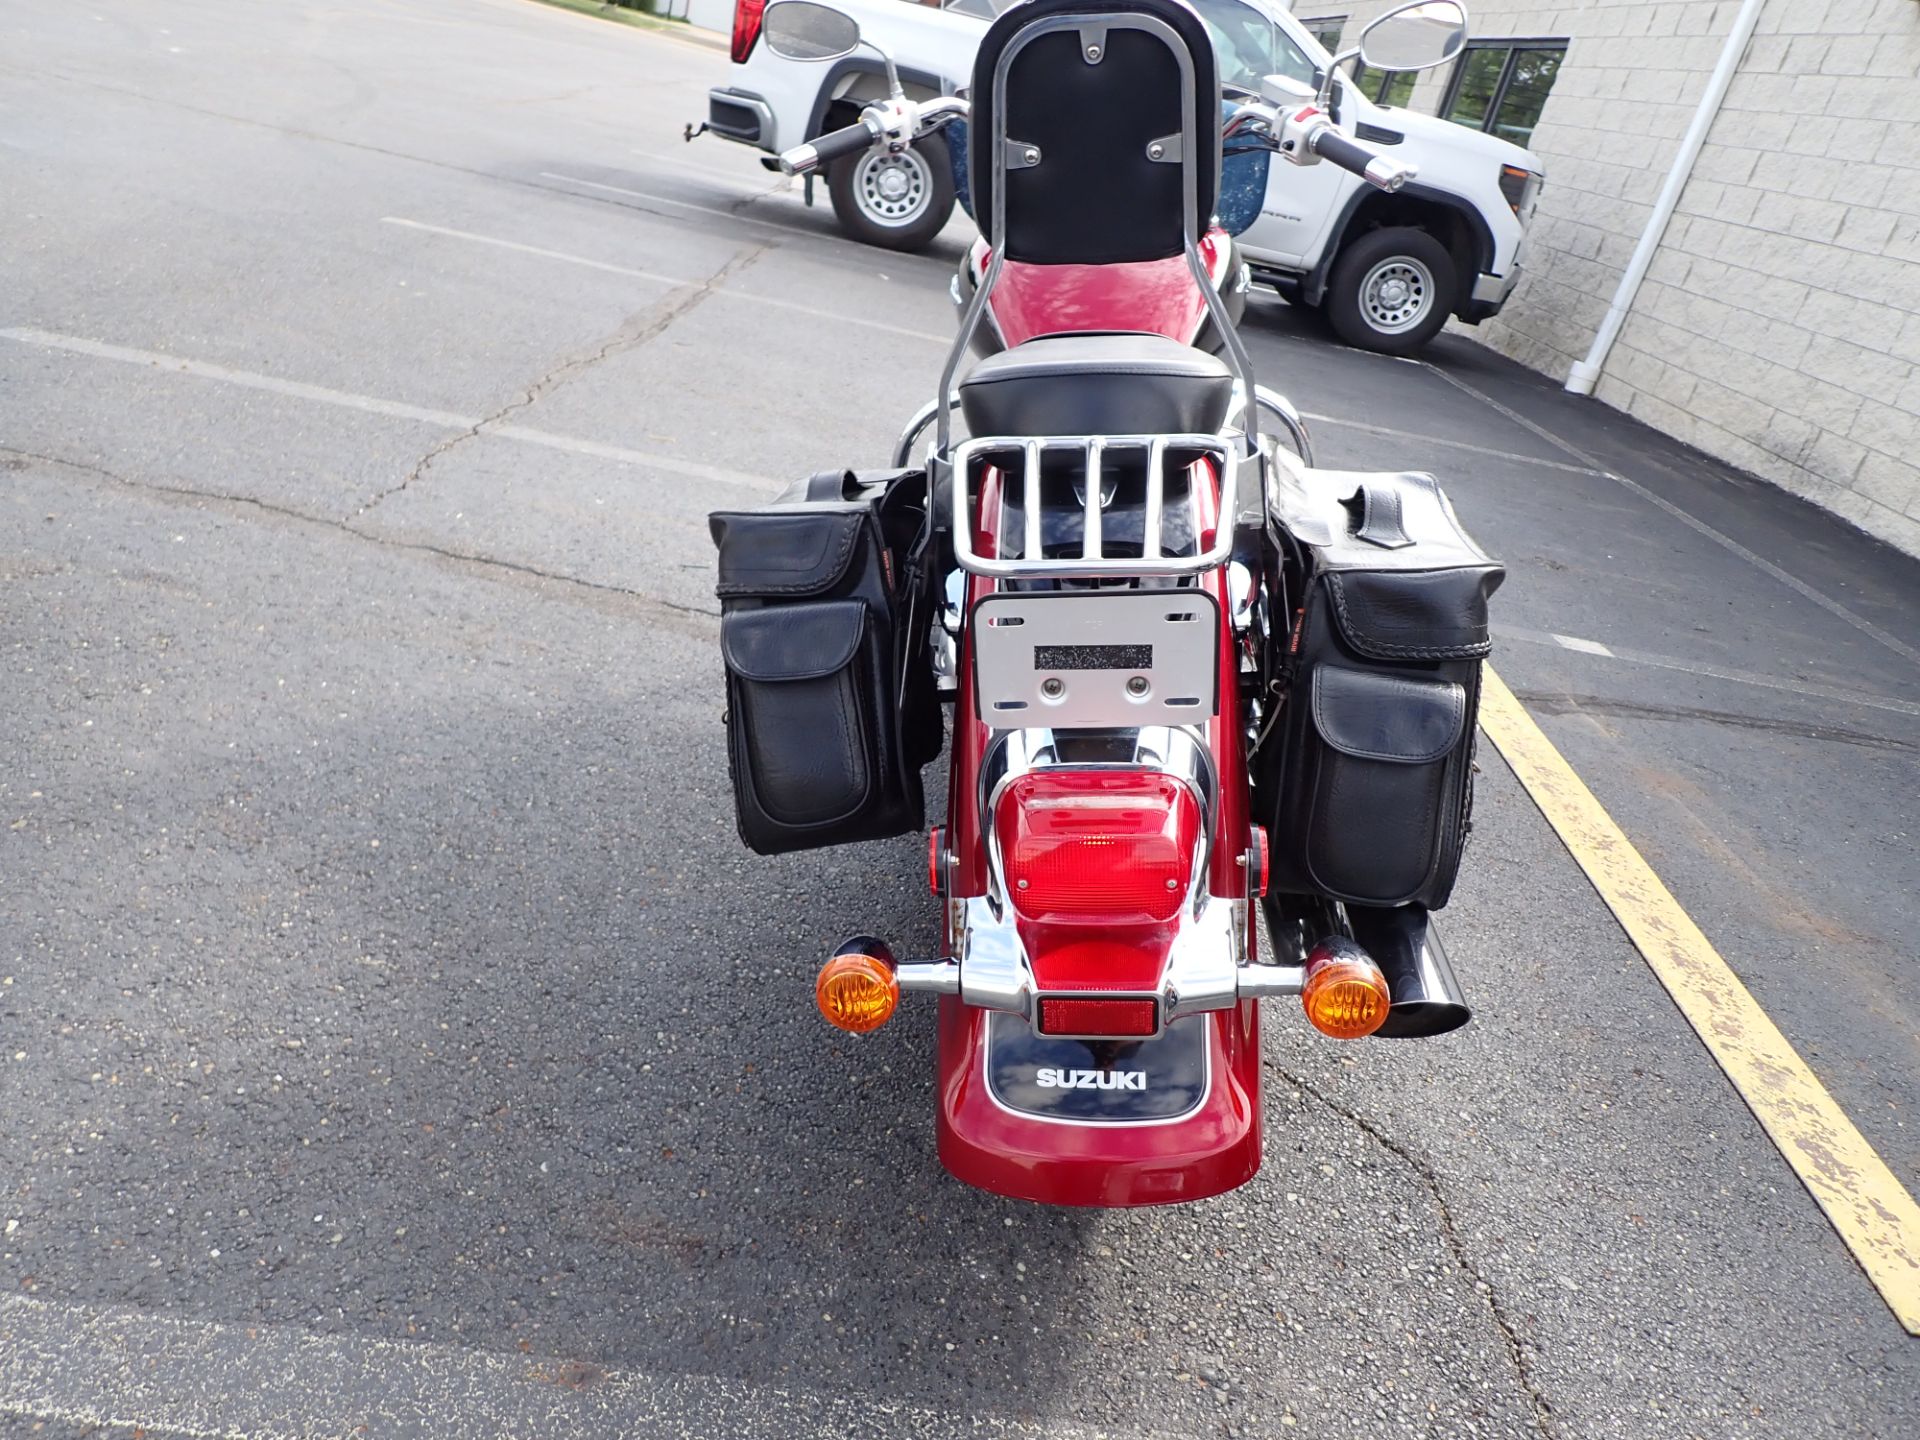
[971,589,1220,729]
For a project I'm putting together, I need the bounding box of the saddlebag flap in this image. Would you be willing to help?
[1325,568,1498,660]
[711,470,939,856]
[713,510,872,597]
[1260,462,1504,909]
[1312,666,1466,765]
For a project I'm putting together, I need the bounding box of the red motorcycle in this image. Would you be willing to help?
[713,0,1502,1206]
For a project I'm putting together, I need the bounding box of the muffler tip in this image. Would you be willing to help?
[1347,906,1470,1039]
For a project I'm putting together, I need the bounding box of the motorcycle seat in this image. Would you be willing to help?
[959,331,1234,439]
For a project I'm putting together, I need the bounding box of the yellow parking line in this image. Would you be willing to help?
[1477,666,1920,1335]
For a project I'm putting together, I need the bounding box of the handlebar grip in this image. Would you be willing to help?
[1309,128,1378,176]
[1310,128,1416,192]
[780,119,876,176]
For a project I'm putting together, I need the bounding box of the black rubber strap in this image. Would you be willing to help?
[801,469,859,502]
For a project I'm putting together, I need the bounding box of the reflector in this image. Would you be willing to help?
[1038,996,1158,1037]
[1247,825,1270,898]
[928,827,945,897]
[997,771,1199,924]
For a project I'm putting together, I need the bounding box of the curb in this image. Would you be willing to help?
[522,0,730,51]
[671,22,729,52]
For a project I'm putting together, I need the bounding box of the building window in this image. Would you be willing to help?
[1349,63,1417,108]
[1301,15,1346,52]
[1441,40,1566,147]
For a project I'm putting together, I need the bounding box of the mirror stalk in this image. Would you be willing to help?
[864,41,907,102]
[1320,46,1361,109]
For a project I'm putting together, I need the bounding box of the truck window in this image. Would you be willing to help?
[1188,0,1317,93]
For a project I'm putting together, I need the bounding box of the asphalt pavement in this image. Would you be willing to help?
[3,1,1918,1437]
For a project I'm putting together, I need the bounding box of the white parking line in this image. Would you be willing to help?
[1424,363,1920,671]
[632,146,781,181]
[381,217,951,344]
[483,421,770,487]
[538,169,818,234]
[382,216,691,284]
[536,169,958,274]
[740,294,948,342]
[0,328,781,494]
[1295,410,1607,476]
[5,327,477,427]
[1551,632,1616,657]
[0,1292,1178,1440]
[1494,622,1920,719]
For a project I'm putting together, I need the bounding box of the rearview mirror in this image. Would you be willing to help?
[1358,1,1469,73]
[761,1,861,63]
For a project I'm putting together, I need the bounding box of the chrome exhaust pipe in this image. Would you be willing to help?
[1345,904,1470,1039]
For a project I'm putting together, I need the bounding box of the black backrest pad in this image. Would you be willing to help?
[971,0,1219,264]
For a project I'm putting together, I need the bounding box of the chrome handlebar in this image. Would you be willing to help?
[778,95,970,176]
[777,92,1414,194]
[1226,95,1417,193]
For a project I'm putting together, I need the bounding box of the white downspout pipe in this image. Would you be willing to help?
[1564,0,1770,395]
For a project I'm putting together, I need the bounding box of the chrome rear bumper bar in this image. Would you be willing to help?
[894,893,1304,1021]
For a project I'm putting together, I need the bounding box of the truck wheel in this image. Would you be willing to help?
[1324,227,1456,355]
[827,139,955,253]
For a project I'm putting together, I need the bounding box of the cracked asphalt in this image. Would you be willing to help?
[2,1,1918,1437]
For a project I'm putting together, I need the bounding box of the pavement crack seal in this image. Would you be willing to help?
[357,241,772,516]
[1512,689,1920,755]
[1263,1060,1561,1440]
[1491,622,1920,721]
[2,446,721,625]
[728,175,801,217]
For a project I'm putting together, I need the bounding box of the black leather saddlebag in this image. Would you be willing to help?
[1260,466,1505,909]
[710,470,940,856]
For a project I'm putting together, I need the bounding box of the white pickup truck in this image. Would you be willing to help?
[697,0,1542,353]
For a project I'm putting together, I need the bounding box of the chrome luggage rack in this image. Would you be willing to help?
[951,433,1244,581]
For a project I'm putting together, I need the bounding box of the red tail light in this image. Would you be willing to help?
[731,0,766,64]
[997,771,1200,924]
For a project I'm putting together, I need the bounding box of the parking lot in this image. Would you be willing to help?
[3,1,1919,1436]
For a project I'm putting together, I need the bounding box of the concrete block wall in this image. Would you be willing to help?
[1301,0,1920,554]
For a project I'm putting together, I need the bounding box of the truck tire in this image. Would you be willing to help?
[827,139,955,253]
[1323,226,1456,355]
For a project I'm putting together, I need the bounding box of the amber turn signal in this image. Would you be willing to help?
[815,939,900,1034]
[1301,936,1391,1040]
